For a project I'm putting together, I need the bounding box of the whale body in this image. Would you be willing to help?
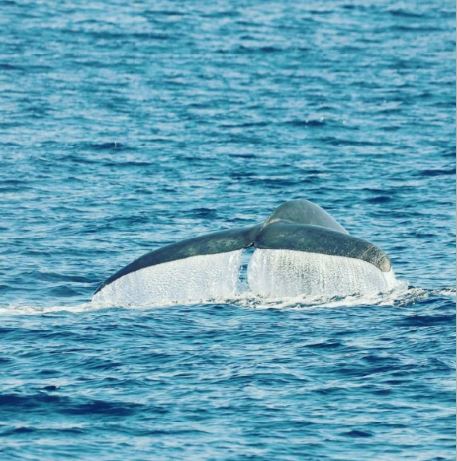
[92,199,395,306]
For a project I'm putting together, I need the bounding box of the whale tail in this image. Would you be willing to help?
[92,199,392,305]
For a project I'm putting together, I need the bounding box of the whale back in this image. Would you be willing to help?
[264,199,348,234]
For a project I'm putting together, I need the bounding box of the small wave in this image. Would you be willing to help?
[419,168,455,177]
[365,195,393,204]
[0,302,101,316]
[284,118,327,128]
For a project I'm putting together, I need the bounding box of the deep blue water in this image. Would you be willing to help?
[0,0,455,459]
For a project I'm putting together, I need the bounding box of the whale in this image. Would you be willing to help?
[92,199,394,306]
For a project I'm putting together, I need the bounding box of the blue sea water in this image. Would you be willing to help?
[0,0,455,459]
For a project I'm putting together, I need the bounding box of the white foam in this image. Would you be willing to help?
[247,249,398,300]
[0,302,97,316]
[91,250,243,307]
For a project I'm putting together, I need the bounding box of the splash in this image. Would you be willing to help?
[247,249,398,299]
[2,250,453,315]
[91,250,243,307]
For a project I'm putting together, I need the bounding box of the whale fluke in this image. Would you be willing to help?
[93,199,392,304]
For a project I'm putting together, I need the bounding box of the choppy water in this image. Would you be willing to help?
[0,0,455,459]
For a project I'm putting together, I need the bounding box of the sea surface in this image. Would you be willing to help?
[0,0,455,459]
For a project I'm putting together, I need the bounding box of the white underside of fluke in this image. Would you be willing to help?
[92,249,397,307]
[92,250,243,307]
[247,249,396,299]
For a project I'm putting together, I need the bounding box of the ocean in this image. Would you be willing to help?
[0,0,455,459]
